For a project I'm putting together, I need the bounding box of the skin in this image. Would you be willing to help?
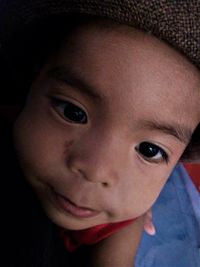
[13,22,200,265]
[89,216,144,267]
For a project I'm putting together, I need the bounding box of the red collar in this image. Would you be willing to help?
[59,219,135,252]
[59,164,199,251]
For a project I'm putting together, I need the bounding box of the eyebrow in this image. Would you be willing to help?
[140,119,193,144]
[47,66,193,144]
[47,66,103,100]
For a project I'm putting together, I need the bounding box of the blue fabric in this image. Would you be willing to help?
[135,164,200,267]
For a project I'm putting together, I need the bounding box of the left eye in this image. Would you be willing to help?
[135,142,168,163]
[51,98,88,124]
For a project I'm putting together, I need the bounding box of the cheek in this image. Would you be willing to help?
[115,168,171,219]
[13,108,67,182]
[135,179,166,212]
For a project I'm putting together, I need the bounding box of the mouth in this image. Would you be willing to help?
[50,188,101,219]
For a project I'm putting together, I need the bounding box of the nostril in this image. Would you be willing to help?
[68,157,115,186]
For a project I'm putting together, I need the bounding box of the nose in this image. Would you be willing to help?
[67,131,128,187]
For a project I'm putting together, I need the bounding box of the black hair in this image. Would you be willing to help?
[0,13,129,104]
[0,14,80,105]
[0,12,200,267]
[181,123,200,162]
[1,14,200,155]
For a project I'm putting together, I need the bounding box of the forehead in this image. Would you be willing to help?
[49,21,200,92]
[42,21,200,132]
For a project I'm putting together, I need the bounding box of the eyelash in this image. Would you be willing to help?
[135,142,169,164]
[50,97,88,124]
[50,97,169,163]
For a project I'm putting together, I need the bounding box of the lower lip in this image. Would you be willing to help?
[51,189,100,219]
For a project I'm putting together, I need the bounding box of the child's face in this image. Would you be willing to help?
[14,23,200,230]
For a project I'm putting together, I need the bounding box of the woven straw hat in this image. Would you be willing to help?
[0,0,200,106]
[0,0,200,160]
[0,0,200,70]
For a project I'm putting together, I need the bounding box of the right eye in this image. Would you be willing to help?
[135,141,168,163]
[51,98,88,124]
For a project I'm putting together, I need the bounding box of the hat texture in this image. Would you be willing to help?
[0,0,200,69]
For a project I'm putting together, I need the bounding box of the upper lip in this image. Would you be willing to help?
[53,189,98,211]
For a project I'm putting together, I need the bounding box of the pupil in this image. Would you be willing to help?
[64,103,86,123]
[139,142,159,158]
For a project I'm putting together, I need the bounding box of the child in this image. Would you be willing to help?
[0,1,200,266]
